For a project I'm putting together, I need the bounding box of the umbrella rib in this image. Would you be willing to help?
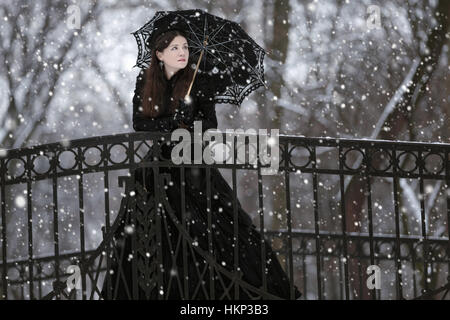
[202,15,209,72]
[204,36,263,75]
[209,45,265,86]
[200,48,232,70]
[187,43,208,68]
[173,13,203,46]
[190,41,265,91]
[189,43,210,67]
[207,21,231,44]
[207,38,252,48]
[186,31,210,49]
[188,45,235,85]
[189,44,204,51]
[203,14,208,44]
[203,49,241,90]
[190,48,203,56]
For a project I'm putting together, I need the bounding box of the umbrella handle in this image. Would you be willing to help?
[185,35,209,101]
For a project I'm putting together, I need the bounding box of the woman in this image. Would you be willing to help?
[101,29,301,300]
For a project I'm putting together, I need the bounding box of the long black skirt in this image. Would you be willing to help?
[101,143,301,300]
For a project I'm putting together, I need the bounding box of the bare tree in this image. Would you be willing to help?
[0,1,102,150]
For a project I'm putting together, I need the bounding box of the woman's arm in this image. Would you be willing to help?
[132,70,180,132]
[187,76,218,132]
[187,96,218,132]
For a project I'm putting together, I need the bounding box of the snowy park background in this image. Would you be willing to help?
[0,0,449,299]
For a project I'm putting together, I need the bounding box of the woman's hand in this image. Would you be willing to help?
[173,99,194,126]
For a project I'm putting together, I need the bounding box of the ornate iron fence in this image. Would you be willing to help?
[0,132,449,300]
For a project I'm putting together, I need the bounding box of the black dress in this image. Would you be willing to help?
[101,70,301,300]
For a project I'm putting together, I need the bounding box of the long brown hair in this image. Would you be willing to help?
[141,30,195,118]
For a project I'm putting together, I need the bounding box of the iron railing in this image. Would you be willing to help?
[0,131,449,299]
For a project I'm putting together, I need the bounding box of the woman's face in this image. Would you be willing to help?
[156,35,189,78]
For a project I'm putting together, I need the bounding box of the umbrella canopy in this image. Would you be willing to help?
[132,9,267,106]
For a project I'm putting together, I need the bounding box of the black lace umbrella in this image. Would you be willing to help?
[132,9,268,106]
